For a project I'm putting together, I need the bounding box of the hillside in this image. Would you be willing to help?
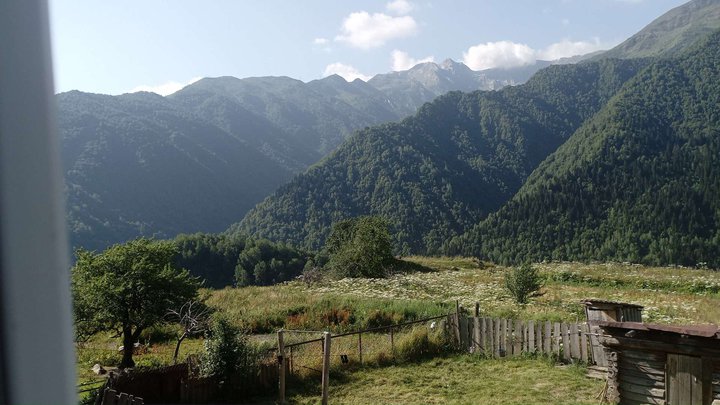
[600,0,720,59]
[451,29,720,267]
[234,58,649,254]
[59,60,576,251]
[59,91,297,252]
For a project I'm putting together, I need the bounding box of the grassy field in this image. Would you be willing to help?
[76,258,720,403]
[270,355,604,405]
[207,257,720,330]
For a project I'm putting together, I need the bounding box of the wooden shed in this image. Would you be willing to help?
[597,321,720,405]
[584,300,644,367]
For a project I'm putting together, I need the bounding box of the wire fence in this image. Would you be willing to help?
[275,314,451,381]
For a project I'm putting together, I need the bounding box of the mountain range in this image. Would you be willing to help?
[58,56,574,250]
[60,0,720,269]
[232,0,720,267]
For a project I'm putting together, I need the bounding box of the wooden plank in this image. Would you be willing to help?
[589,324,606,367]
[472,318,479,352]
[621,349,666,362]
[501,319,512,356]
[501,319,508,357]
[481,318,492,355]
[621,367,667,382]
[494,318,501,357]
[620,389,666,405]
[561,323,570,361]
[536,322,542,355]
[544,321,552,354]
[689,355,703,405]
[621,362,667,377]
[103,389,117,405]
[580,323,589,363]
[459,315,469,351]
[570,323,581,360]
[117,393,130,405]
[486,318,495,356]
[622,382,666,398]
[513,320,522,356]
[621,373,666,388]
[528,320,535,353]
[620,357,667,371]
[667,353,680,405]
[522,322,528,353]
[553,322,561,355]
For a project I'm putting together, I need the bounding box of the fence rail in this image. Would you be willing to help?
[449,314,594,363]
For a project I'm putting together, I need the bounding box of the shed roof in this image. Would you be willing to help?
[596,321,720,339]
[582,299,644,309]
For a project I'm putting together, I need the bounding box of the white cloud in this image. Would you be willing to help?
[462,41,536,70]
[313,37,329,45]
[129,77,202,96]
[391,50,434,71]
[538,38,605,60]
[462,39,609,70]
[323,63,371,82]
[386,0,413,15]
[335,11,418,49]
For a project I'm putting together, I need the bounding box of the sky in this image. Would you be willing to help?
[49,0,689,96]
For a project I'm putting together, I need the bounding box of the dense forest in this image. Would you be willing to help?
[449,29,720,268]
[234,58,649,254]
[172,232,311,288]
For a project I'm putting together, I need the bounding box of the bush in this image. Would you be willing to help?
[200,317,261,382]
[504,263,543,304]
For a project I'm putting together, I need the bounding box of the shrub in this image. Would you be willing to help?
[504,263,543,304]
[200,316,261,382]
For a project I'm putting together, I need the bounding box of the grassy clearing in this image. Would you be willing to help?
[274,355,604,405]
[76,258,720,402]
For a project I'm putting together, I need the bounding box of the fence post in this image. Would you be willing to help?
[321,332,331,405]
[475,302,480,317]
[358,332,363,365]
[278,329,286,404]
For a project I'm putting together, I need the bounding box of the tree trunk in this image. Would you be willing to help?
[173,332,187,364]
[120,326,135,369]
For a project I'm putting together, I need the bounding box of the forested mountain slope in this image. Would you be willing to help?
[600,0,720,59]
[59,61,574,251]
[59,91,293,252]
[234,58,649,254]
[451,29,720,267]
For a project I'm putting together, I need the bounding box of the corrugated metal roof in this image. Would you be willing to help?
[596,321,720,339]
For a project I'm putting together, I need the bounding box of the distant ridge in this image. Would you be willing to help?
[452,28,720,267]
[600,0,720,59]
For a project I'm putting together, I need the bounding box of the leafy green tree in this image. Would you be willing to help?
[72,238,200,368]
[325,216,393,278]
[504,263,543,304]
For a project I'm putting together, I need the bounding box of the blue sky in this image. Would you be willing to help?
[49,0,688,95]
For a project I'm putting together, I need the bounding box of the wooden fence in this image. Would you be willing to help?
[100,388,144,405]
[449,314,595,363]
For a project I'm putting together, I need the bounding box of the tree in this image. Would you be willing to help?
[504,263,543,304]
[324,216,393,278]
[72,238,201,368]
[166,300,211,364]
